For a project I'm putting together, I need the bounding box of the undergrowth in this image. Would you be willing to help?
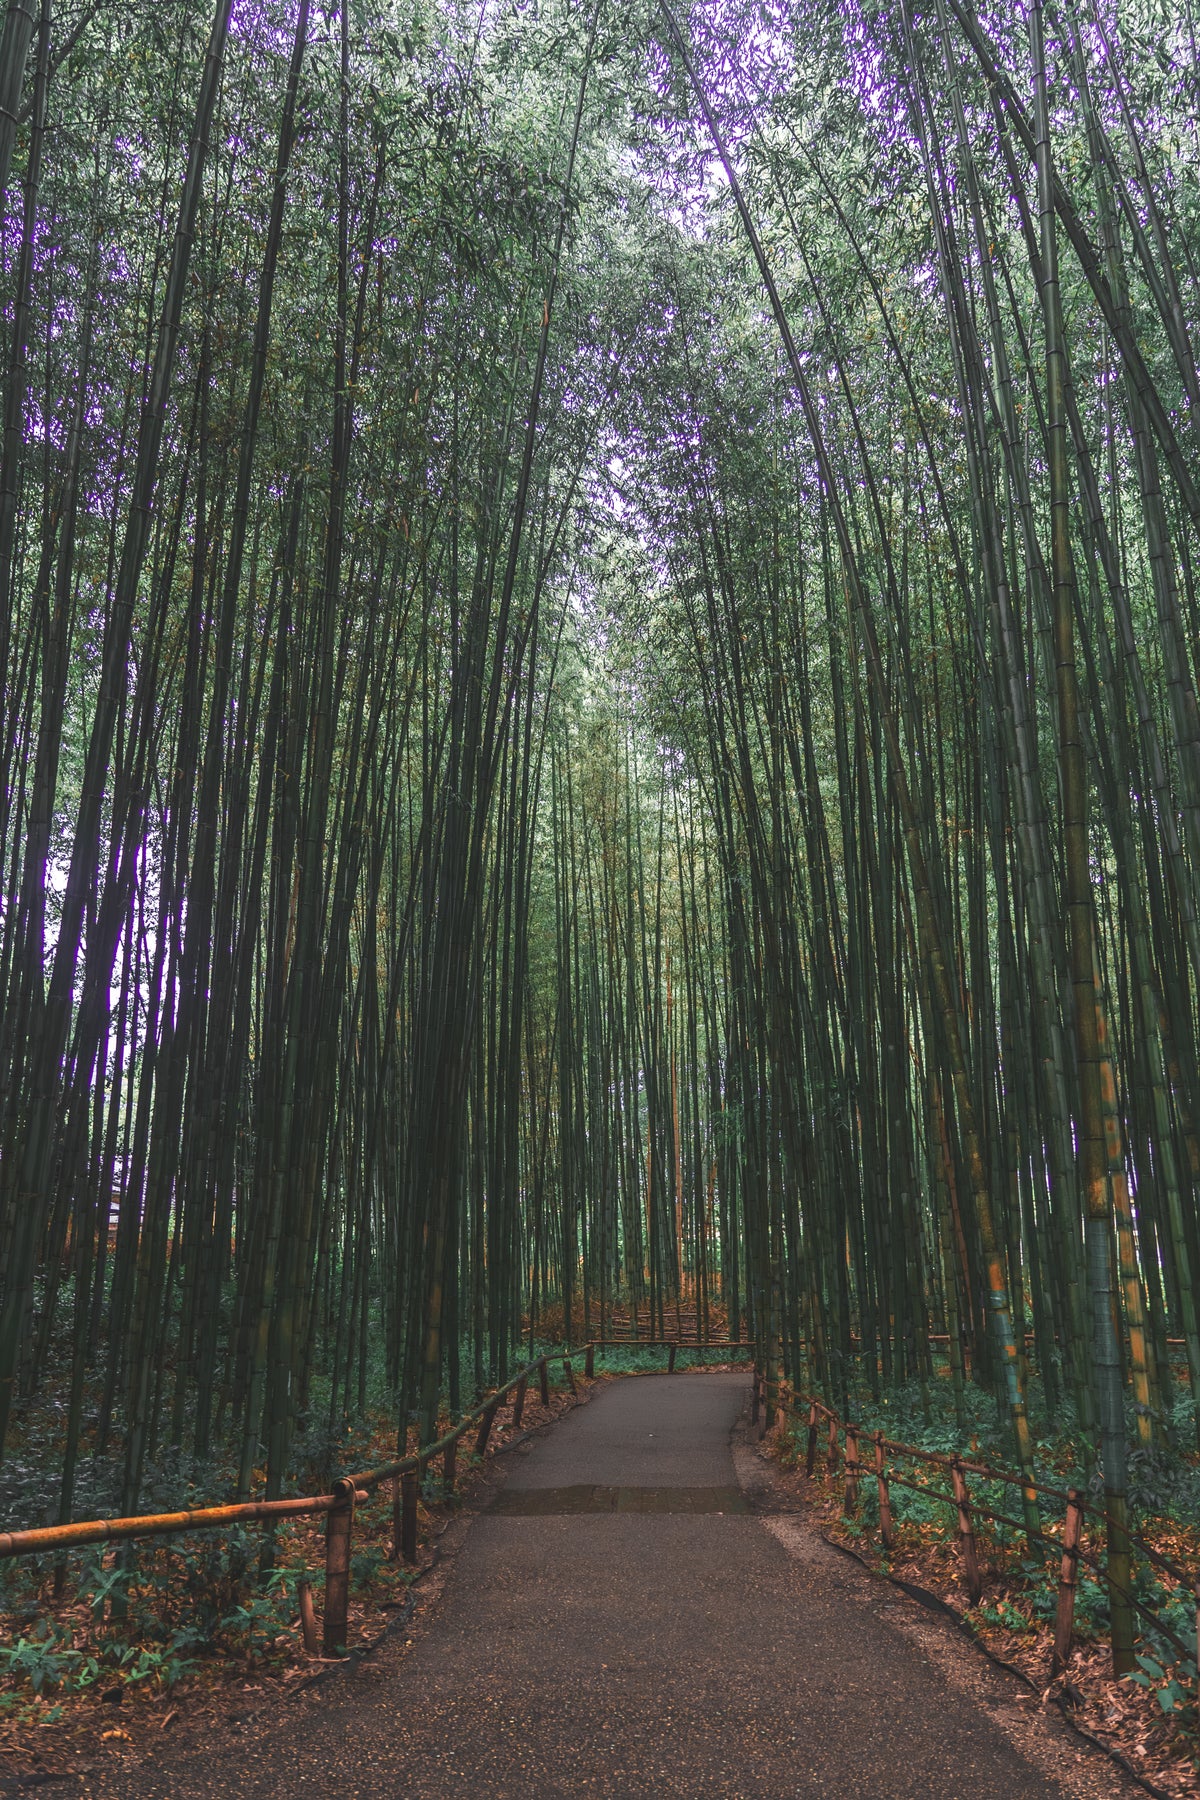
[0,1337,583,1722]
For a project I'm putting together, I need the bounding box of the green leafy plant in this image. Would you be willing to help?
[973,1599,1034,1634]
[0,1634,87,1694]
[351,1545,386,1589]
[107,1638,196,1690]
[1124,1652,1198,1730]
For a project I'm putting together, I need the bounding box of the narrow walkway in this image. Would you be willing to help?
[119,1375,1131,1798]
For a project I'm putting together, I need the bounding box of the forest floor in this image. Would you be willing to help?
[757,1415,1199,1798]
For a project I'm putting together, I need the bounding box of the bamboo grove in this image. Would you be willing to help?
[1,0,1198,1650]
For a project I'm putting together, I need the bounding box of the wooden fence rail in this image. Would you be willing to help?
[0,1487,368,1559]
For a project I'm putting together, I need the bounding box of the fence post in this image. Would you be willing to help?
[540,1356,551,1405]
[297,1578,319,1656]
[1052,1488,1084,1675]
[844,1426,860,1516]
[874,1432,894,1551]
[826,1415,840,1476]
[751,1370,761,1428]
[668,1343,677,1373]
[950,1458,982,1604]
[805,1402,819,1477]
[585,1343,595,1379]
[323,1478,356,1656]
[512,1375,527,1430]
[475,1398,499,1457]
[401,1468,419,1565]
[443,1436,457,1497]
[563,1354,577,1395]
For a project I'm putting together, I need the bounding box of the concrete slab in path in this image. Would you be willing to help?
[104,1373,1141,1799]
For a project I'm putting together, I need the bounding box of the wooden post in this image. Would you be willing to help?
[475,1399,499,1457]
[512,1375,527,1430]
[585,1344,595,1379]
[844,1425,860,1516]
[826,1415,840,1476]
[950,1458,982,1604]
[751,1371,761,1428]
[1052,1489,1084,1674]
[443,1436,457,1496]
[401,1469,419,1565]
[297,1578,319,1656]
[563,1355,576,1395]
[874,1432,894,1551]
[540,1357,551,1405]
[668,1343,677,1373]
[805,1402,819,1478]
[322,1477,355,1656]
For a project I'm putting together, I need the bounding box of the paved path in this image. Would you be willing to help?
[113,1374,1132,1799]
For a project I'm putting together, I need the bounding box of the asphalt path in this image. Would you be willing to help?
[104,1373,1134,1799]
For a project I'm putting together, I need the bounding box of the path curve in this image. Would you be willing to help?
[103,1374,1139,1798]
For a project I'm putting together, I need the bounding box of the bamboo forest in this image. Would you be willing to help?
[1,0,1200,1788]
